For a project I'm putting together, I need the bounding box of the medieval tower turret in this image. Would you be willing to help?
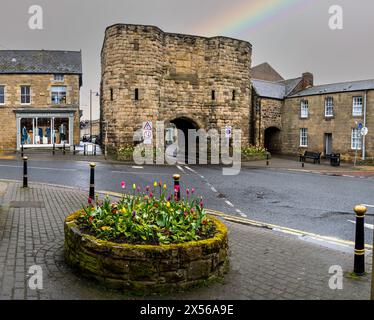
[100,24,252,153]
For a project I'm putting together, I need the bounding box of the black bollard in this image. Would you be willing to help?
[353,205,367,276]
[84,144,86,156]
[23,156,28,188]
[21,144,24,158]
[53,143,55,155]
[302,161,305,168]
[73,145,76,155]
[266,152,269,166]
[89,162,96,200]
[63,143,66,155]
[173,174,181,201]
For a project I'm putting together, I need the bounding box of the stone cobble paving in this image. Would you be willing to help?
[0,180,372,300]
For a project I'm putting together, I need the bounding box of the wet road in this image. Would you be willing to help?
[0,158,373,244]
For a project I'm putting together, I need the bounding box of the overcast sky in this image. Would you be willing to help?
[0,0,373,120]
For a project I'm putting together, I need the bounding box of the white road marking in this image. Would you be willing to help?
[211,186,217,193]
[185,166,196,173]
[0,164,76,172]
[225,200,234,207]
[361,204,374,208]
[348,220,374,230]
[176,165,185,173]
[111,171,173,175]
[131,166,143,169]
[200,175,205,179]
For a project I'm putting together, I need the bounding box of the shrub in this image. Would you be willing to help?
[77,183,216,245]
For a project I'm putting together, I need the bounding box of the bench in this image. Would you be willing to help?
[299,151,321,164]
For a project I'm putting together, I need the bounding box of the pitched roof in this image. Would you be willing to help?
[278,77,302,96]
[289,79,374,97]
[252,79,286,100]
[0,50,82,74]
[251,62,284,82]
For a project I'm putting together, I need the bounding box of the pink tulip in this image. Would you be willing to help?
[121,181,126,189]
[191,188,195,194]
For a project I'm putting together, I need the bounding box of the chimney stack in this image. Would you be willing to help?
[302,72,314,89]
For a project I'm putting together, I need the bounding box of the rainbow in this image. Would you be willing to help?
[195,0,314,37]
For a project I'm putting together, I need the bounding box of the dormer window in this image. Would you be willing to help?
[54,74,64,82]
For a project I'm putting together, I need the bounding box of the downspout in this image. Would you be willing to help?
[362,90,367,160]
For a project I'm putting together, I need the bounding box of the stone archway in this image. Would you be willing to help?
[264,127,281,154]
[170,117,199,163]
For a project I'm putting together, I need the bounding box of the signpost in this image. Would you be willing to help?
[143,121,153,145]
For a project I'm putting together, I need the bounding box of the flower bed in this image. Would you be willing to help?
[64,182,229,294]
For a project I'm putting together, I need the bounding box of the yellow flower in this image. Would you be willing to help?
[166,202,171,208]
[163,184,167,190]
[154,181,158,187]
[132,183,136,190]
[101,226,110,231]
[120,208,127,214]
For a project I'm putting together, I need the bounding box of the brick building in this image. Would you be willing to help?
[0,50,82,151]
[252,63,374,160]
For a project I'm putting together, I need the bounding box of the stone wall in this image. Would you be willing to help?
[281,90,374,160]
[64,212,229,294]
[0,74,81,150]
[253,96,283,148]
[101,24,252,153]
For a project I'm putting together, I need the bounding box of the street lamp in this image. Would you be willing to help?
[89,90,100,139]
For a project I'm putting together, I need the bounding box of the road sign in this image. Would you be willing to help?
[143,121,153,145]
[225,126,232,138]
[361,127,368,136]
[358,123,363,130]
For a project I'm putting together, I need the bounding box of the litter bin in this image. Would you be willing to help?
[330,153,341,167]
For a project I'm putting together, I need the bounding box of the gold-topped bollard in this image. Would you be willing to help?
[353,205,367,276]
[173,174,181,201]
[89,162,96,200]
[23,156,28,188]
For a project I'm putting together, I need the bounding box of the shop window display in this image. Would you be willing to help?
[19,117,69,146]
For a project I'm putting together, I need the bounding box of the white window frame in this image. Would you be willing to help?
[352,96,363,116]
[351,128,362,150]
[300,100,308,118]
[53,74,64,82]
[325,97,334,117]
[0,85,5,105]
[300,128,308,147]
[21,86,31,105]
[51,86,67,105]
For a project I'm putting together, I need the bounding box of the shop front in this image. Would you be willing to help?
[15,109,76,150]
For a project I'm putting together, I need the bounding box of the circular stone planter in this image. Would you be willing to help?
[64,211,229,294]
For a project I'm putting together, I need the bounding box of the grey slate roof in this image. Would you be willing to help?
[252,79,286,100]
[289,79,374,97]
[279,77,302,96]
[0,50,82,74]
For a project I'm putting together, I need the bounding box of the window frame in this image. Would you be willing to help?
[20,85,31,105]
[324,97,334,117]
[51,86,67,105]
[53,74,64,82]
[0,85,5,105]
[351,128,362,150]
[352,96,363,116]
[299,128,308,147]
[300,100,309,118]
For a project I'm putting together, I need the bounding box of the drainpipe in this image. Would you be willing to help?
[362,91,367,160]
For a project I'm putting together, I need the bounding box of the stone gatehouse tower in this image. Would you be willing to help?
[100,24,252,153]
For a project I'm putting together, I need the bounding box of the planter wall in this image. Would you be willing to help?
[64,212,229,294]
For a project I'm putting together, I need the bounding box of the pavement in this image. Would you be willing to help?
[0,180,372,300]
